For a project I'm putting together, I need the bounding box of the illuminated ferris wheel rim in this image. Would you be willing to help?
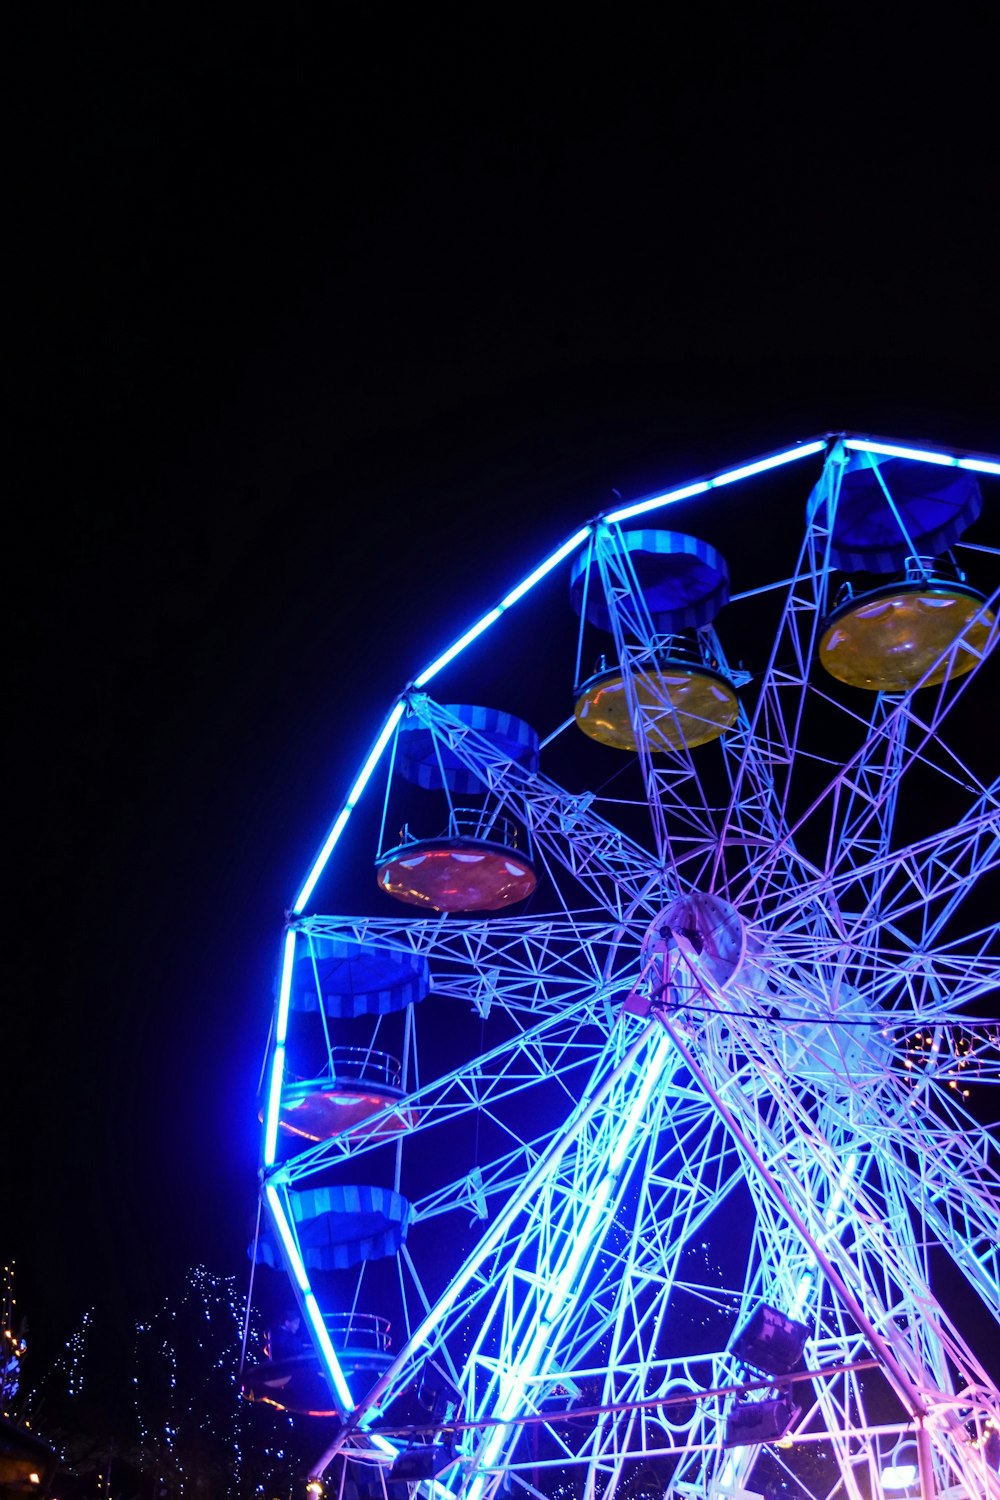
[287,431,1000,923]
[254,428,1000,1497]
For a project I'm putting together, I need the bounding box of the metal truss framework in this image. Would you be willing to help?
[256,435,1000,1500]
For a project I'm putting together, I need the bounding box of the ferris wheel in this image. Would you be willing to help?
[245,433,1000,1500]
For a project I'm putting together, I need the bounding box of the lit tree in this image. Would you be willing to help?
[131,1264,318,1499]
[5,1262,324,1499]
[1,1261,28,1414]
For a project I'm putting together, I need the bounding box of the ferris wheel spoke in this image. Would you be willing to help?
[727,1180,900,1496]
[297,912,637,1012]
[823,693,997,915]
[820,693,909,909]
[864,1104,1000,1322]
[717,461,846,876]
[550,1128,750,1497]
[282,993,617,1182]
[760,914,1000,1021]
[361,1028,740,1495]
[556,1105,745,1353]
[727,567,997,933]
[670,1018,1000,1494]
[837,922,1000,1019]
[709,702,826,911]
[471,1106,743,1416]
[675,1012,998,1368]
[456,1067,747,1496]
[752,780,1000,959]
[830,783,1000,954]
[733,680,997,934]
[338,1021,681,1446]
[907,780,1000,949]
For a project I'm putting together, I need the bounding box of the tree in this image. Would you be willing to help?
[130,1265,317,1499]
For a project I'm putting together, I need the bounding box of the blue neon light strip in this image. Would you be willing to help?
[292,701,406,914]
[414,525,594,688]
[845,437,1000,476]
[543,1032,668,1317]
[605,481,711,524]
[302,1290,355,1409]
[263,1045,286,1167]
[275,930,297,1045]
[500,526,593,607]
[712,439,827,486]
[790,1271,814,1321]
[262,931,298,1167]
[605,441,826,524]
[346,706,407,808]
[265,1184,311,1291]
[823,1151,858,1228]
[789,1152,859,1320]
[414,608,504,687]
[264,1185,354,1410]
[845,438,954,466]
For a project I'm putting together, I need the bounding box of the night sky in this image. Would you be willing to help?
[9,11,999,1410]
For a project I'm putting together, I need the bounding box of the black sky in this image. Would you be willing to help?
[8,10,1000,1403]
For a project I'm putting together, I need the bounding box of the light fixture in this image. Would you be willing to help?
[882,1438,919,1491]
[723,1395,799,1448]
[417,1357,462,1423]
[728,1302,810,1376]
[388,1444,455,1482]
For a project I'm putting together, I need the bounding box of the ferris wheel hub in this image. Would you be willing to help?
[641,891,747,1005]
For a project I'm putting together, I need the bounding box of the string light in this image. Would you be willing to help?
[1,1261,27,1416]
[2,1260,327,1496]
[895,1022,995,1100]
[128,1264,317,1496]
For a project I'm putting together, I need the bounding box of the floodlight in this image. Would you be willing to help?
[723,1395,799,1448]
[388,1444,454,1482]
[728,1302,809,1375]
[417,1357,462,1424]
[882,1437,919,1491]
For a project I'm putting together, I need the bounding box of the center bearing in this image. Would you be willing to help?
[639,892,746,1009]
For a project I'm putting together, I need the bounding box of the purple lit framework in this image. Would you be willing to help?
[254,434,1000,1500]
